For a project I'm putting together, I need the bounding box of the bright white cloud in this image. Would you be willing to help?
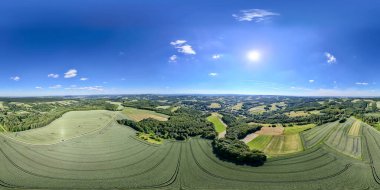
[80,77,88,81]
[209,72,218,77]
[232,9,279,22]
[212,54,222,60]
[309,80,315,83]
[177,44,196,55]
[64,69,77,78]
[47,73,59,78]
[356,82,368,85]
[170,40,196,55]
[10,76,20,81]
[49,84,62,89]
[35,86,43,89]
[325,52,337,64]
[169,55,177,62]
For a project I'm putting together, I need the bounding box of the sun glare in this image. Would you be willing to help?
[247,50,261,62]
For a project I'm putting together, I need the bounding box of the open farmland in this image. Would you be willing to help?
[1,112,380,189]
[208,103,222,109]
[121,107,169,121]
[207,113,227,138]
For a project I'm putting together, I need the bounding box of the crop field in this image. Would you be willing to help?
[348,120,362,136]
[284,124,316,135]
[2,110,380,189]
[231,102,243,110]
[3,110,118,145]
[247,135,272,150]
[270,102,286,111]
[285,110,320,117]
[249,105,266,114]
[325,118,362,158]
[264,134,303,155]
[301,121,339,148]
[121,107,169,121]
[208,103,221,108]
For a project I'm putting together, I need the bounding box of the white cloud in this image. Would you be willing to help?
[64,69,77,78]
[212,54,222,60]
[65,86,104,91]
[170,40,196,55]
[176,44,196,55]
[232,9,279,22]
[355,82,368,85]
[325,52,337,64]
[170,40,187,46]
[80,77,88,81]
[10,76,20,81]
[309,80,315,83]
[49,84,62,89]
[209,72,218,77]
[47,73,59,78]
[169,55,177,62]
[35,86,43,89]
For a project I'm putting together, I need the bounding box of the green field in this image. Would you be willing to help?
[122,107,169,121]
[284,124,316,135]
[3,110,117,145]
[207,113,227,134]
[247,135,272,150]
[1,112,380,189]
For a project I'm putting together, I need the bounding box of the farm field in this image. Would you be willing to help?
[208,102,221,109]
[121,107,169,121]
[3,110,118,145]
[249,105,266,114]
[231,102,243,110]
[285,110,320,117]
[1,112,380,189]
[207,113,227,138]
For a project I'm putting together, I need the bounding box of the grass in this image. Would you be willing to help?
[249,105,266,114]
[106,101,124,110]
[231,102,243,110]
[269,102,286,111]
[247,135,272,151]
[171,106,180,112]
[156,105,171,109]
[207,113,227,133]
[137,132,163,144]
[208,103,221,108]
[122,107,169,121]
[284,124,316,135]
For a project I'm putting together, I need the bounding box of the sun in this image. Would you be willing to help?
[247,50,261,62]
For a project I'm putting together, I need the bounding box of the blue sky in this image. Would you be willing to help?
[1,0,380,96]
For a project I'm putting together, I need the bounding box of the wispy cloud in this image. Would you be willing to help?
[169,55,177,62]
[209,72,218,77]
[65,86,104,91]
[10,76,20,81]
[355,82,368,85]
[170,40,196,55]
[64,69,77,78]
[170,40,187,46]
[325,52,337,64]
[35,86,43,89]
[47,73,59,78]
[232,9,279,22]
[309,79,315,83]
[49,84,62,89]
[80,77,88,81]
[212,54,222,60]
